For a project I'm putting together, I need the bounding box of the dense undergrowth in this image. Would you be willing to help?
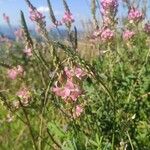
[0,0,150,149]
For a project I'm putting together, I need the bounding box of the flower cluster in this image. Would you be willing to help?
[101,0,118,10]
[64,67,86,80]
[91,27,114,43]
[52,66,86,118]
[144,23,150,34]
[128,8,143,23]
[7,65,24,80]
[29,8,45,22]
[62,11,74,26]
[50,11,74,28]
[123,30,135,41]
[52,67,86,102]
[100,28,114,42]
[100,0,118,26]
[52,79,82,102]
[16,86,31,106]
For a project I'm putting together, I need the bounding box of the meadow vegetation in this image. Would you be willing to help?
[0,0,150,149]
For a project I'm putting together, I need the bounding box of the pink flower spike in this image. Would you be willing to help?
[123,30,135,41]
[100,28,114,42]
[62,11,74,25]
[29,8,45,22]
[101,0,118,10]
[128,7,143,23]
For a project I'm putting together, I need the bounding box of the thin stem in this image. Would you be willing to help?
[19,100,38,150]
[38,80,53,149]
[127,131,134,150]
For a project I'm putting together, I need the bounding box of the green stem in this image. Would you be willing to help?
[19,100,38,150]
[127,131,134,150]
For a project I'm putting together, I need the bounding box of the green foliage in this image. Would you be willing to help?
[1,0,150,149]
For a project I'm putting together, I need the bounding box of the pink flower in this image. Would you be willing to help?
[92,28,114,42]
[100,0,118,26]
[123,30,135,41]
[144,23,150,34]
[62,11,74,25]
[73,105,83,118]
[52,79,82,102]
[100,28,114,42]
[65,80,82,101]
[7,68,18,80]
[29,8,45,22]
[64,67,74,79]
[101,0,118,11]
[52,82,70,100]
[14,28,24,40]
[23,46,32,57]
[3,13,9,23]
[64,67,86,79]
[7,65,24,80]
[16,87,31,106]
[74,67,86,79]
[128,8,143,23]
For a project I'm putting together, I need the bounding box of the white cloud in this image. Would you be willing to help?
[37,6,63,18]
[37,6,49,13]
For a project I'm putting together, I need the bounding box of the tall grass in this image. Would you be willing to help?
[0,0,150,149]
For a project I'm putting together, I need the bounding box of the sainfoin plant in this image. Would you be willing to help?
[0,0,150,149]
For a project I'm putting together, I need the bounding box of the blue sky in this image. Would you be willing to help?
[0,0,150,30]
[0,0,91,29]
